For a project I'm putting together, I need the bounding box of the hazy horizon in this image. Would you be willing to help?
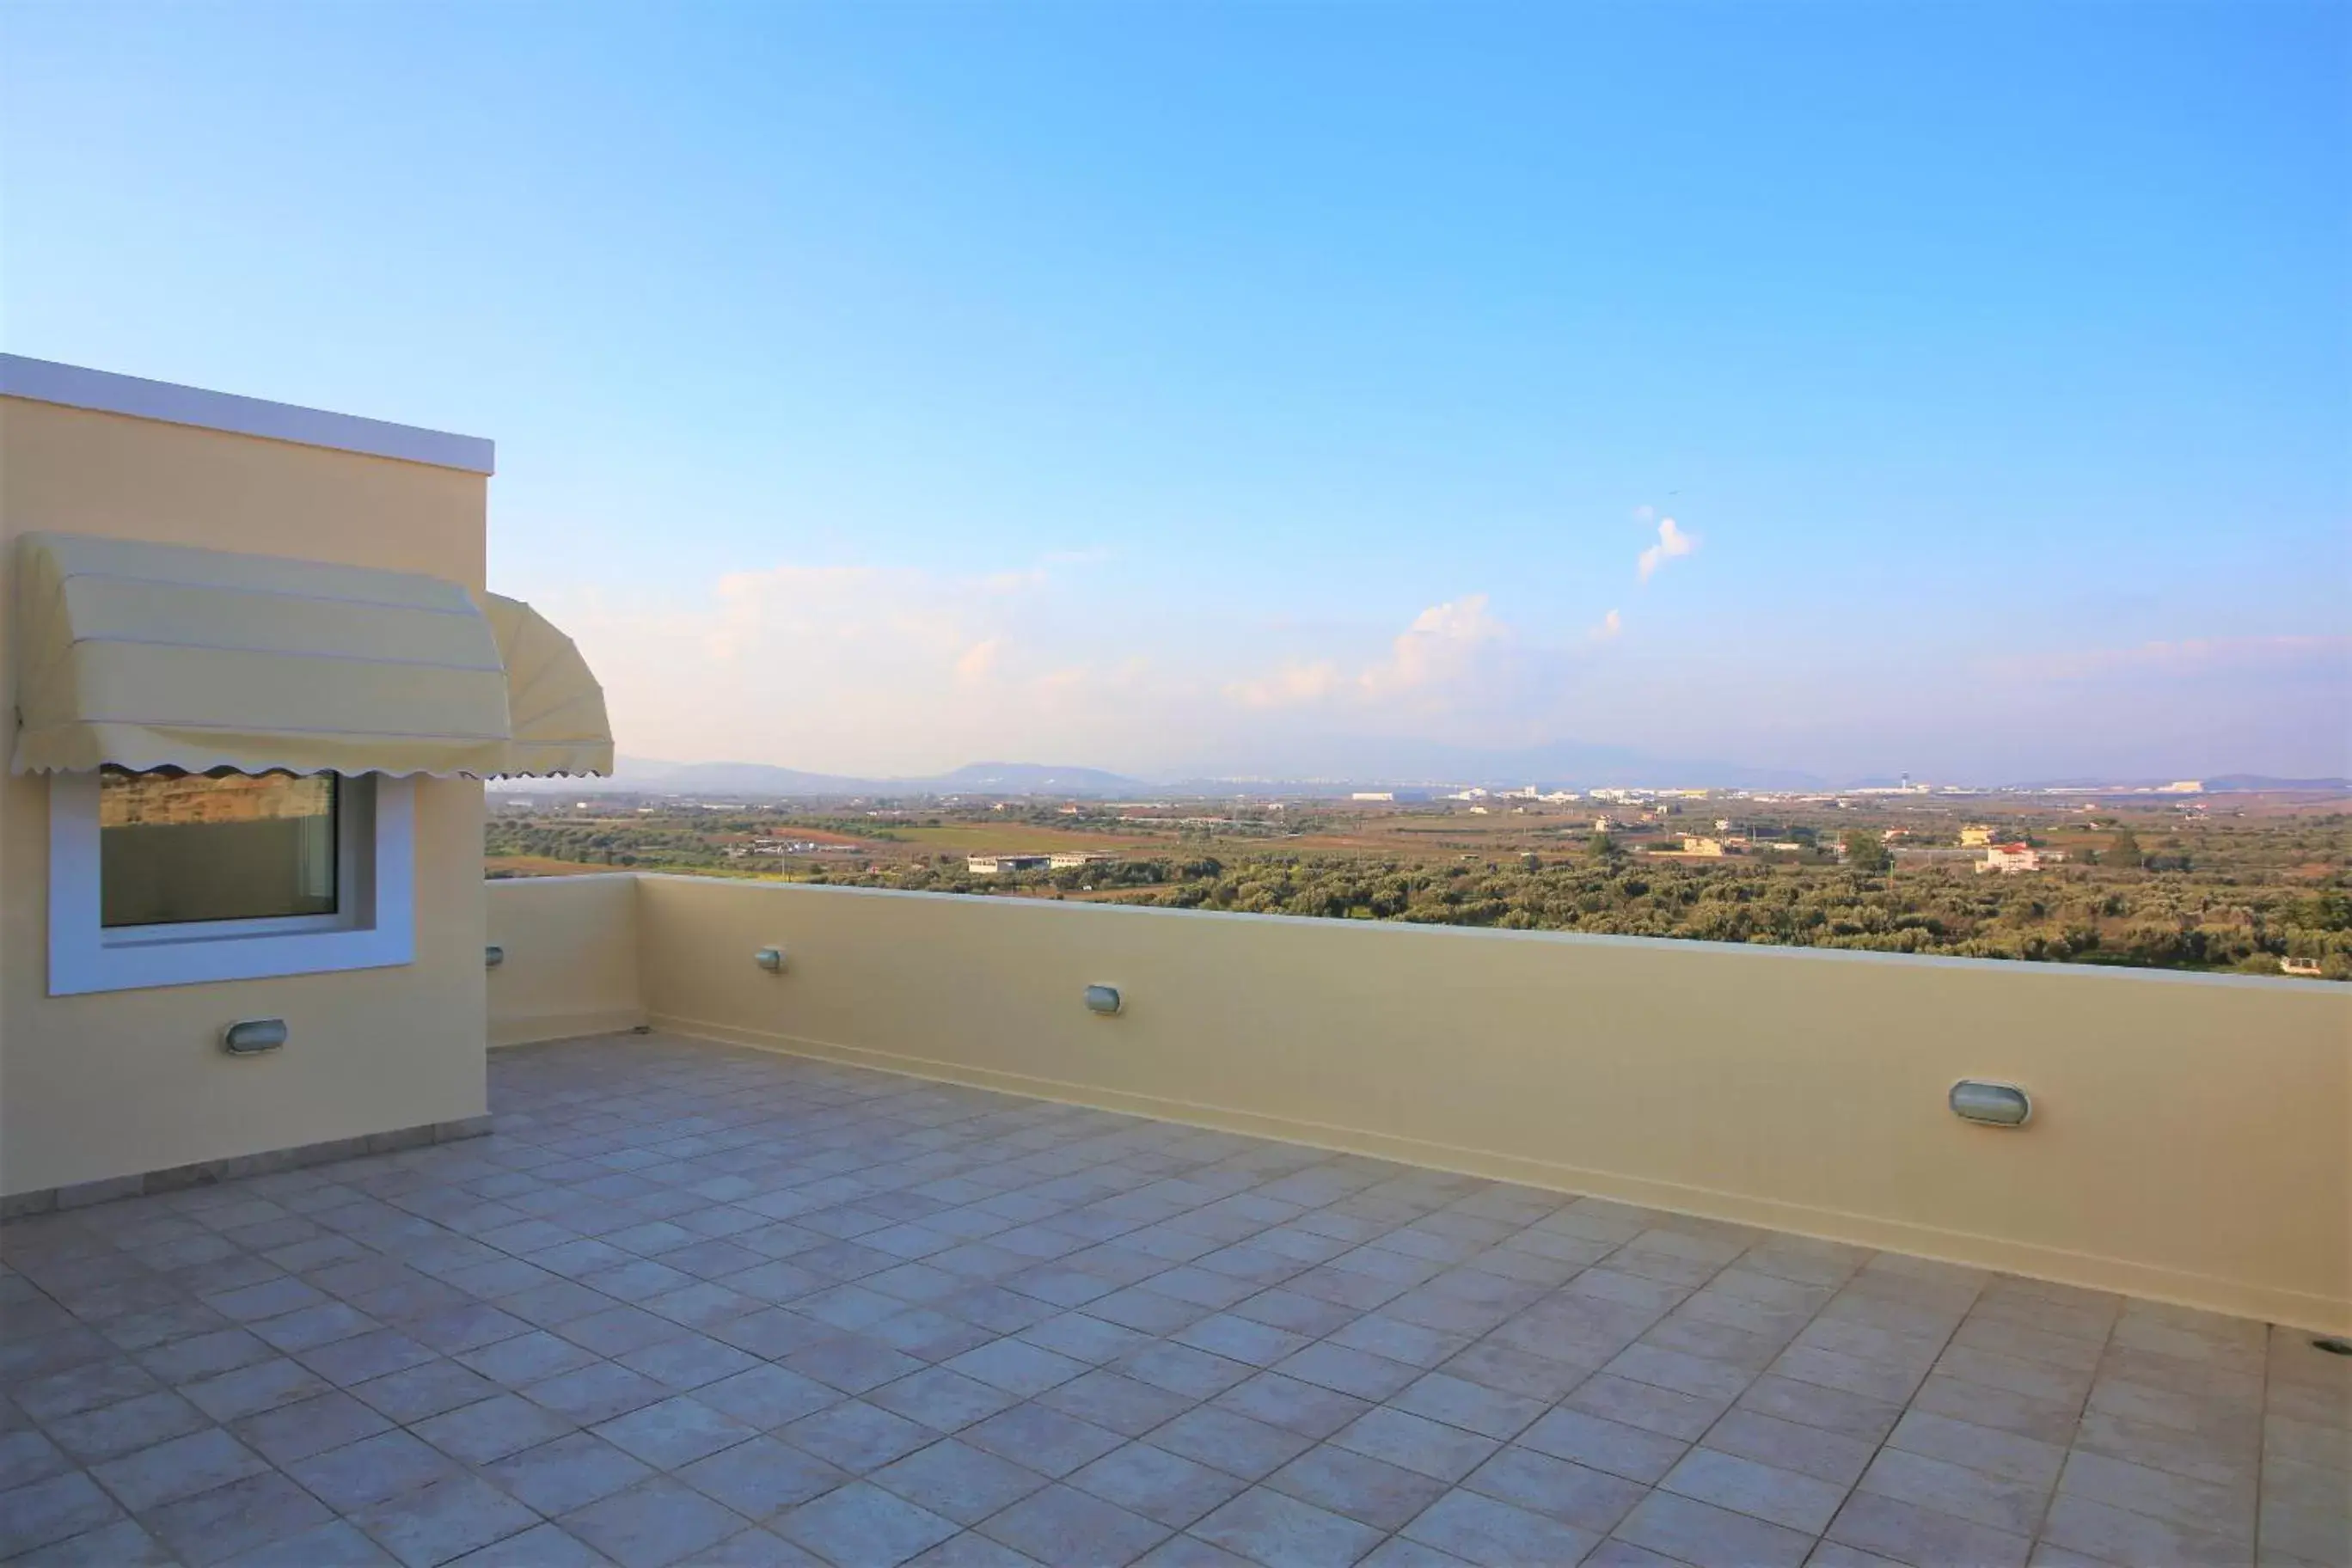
[7,2,2346,783]
[528,750,2340,794]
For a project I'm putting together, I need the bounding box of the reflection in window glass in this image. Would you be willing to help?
[100,769,339,928]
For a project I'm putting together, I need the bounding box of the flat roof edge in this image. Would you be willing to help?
[0,355,496,475]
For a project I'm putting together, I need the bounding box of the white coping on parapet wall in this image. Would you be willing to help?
[0,354,496,475]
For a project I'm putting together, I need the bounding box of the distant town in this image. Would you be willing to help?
[488,772,2349,981]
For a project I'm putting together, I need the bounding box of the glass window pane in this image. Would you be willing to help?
[100,769,339,928]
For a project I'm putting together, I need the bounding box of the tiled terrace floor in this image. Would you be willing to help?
[3,1033,2345,1568]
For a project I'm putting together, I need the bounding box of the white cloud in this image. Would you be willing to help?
[543,515,2352,786]
[528,543,2344,782]
[1226,660,1342,709]
[543,553,1218,775]
[1359,594,1508,697]
[1636,517,1696,583]
[1226,594,1512,711]
[954,637,1005,685]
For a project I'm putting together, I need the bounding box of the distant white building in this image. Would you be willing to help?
[1680,836,1728,857]
[1351,792,1395,803]
[1048,852,1108,869]
[967,854,1050,874]
[1977,843,2042,874]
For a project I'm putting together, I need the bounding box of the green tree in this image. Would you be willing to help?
[2107,828,2142,868]
[1842,829,1890,873]
[1588,830,1621,862]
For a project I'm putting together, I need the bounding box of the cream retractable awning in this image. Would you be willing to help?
[11,533,609,778]
[482,593,613,778]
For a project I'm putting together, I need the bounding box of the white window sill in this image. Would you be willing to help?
[47,772,415,996]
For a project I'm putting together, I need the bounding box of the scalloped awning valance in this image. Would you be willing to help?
[12,532,609,778]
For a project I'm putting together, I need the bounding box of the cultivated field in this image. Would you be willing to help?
[487,792,2352,978]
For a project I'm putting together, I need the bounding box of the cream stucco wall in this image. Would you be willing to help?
[489,873,2352,1332]
[486,873,644,1046]
[1,395,493,1196]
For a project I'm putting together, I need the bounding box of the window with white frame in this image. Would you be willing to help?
[48,768,414,995]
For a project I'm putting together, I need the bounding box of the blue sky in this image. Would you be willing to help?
[6,1,2346,782]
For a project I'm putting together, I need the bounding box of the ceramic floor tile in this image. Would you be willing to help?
[1825,1491,2031,1568]
[483,1430,654,1516]
[1859,1446,2049,1537]
[1515,1406,1687,1485]
[1074,1442,1250,1529]
[781,1400,940,1474]
[869,1368,1021,1433]
[870,1437,1047,1525]
[351,1474,541,1568]
[1400,1488,1602,1567]
[412,1393,578,1467]
[978,1482,1172,1565]
[676,1435,845,1521]
[227,1390,393,1466]
[962,1403,1126,1478]
[1148,1407,1314,1482]
[1330,1406,1498,1484]
[88,1428,268,1513]
[285,1430,465,1512]
[775,1480,959,1568]
[0,1036,2324,1568]
[1658,1446,1849,1534]
[1265,1444,1447,1532]
[694,1366,843,1431]
[42,1391,212,1464]
[594,1395,758,1470]
[442,1521,609,1566]
[1191,1486,1387,1568]
[1387,1372,1547,1442]
[0,1471,125,1559]
[1614,1490,1813,1568]
[1701,1409,1876,1489]
[564,1475,751,1568]
[1459,1444,1647,1534]
[144,1470,334,1566]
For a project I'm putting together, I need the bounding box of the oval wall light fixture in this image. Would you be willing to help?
[1949,1080,2031,1127]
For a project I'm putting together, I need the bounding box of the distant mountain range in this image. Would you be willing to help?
[2200,775,2350,793]
[514,744,1832,797]
[571,757,1154,798]
[494,753,2351,799]
[508,747,1810,797]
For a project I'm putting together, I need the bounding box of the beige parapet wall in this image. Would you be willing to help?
[486,873,646,1045]
[487,873,2352,1332]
